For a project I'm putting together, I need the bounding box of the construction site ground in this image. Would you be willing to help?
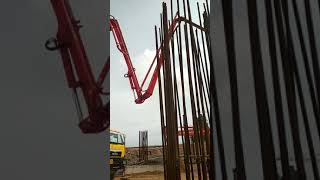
[114,171,200,180]
[114,145,203,180]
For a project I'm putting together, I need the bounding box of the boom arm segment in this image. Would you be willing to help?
[110,14,205,104]
[46,0,109,133]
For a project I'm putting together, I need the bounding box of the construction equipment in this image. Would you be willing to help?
[110,14,204,104]
[46,0,204,134]
[46,0,109,134]
[177,126,210,137]
[110,129,126,173]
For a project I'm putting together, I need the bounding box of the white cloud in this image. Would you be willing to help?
[111,47,188,147]
[111,48,162,147]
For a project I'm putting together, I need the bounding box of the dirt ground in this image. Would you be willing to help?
[125,146,164,165]
[114,171,164,180]
[114,171,200,180]
[113,145,205,180]
[113,164,202,180]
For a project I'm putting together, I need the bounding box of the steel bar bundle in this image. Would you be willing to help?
[155,0,320,179]
[210,0,320,179]
[156,0,212,179]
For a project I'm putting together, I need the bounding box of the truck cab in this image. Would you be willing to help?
[109,129,126,172]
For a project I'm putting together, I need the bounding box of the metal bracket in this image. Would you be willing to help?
[124,73,130,78]
[45,37,63,51]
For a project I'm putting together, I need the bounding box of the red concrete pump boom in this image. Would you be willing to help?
[109,15,180,104]
[46,0,109,134]
[110,14,204,104]
[46,0,204,134]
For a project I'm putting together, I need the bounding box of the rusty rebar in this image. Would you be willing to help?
[156,24,168,180]
[162,3,180,179]
[246,0,278,178]
[221,0,246,179]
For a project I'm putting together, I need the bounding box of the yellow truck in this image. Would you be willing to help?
[110,129,126,173]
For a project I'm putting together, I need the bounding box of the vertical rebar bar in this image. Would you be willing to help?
[264,0,290,178]
[221,0,247,179]
[246,0,278,179]
[293,49,320,180]
[290,0,320,143]
[156,25,168,180]
[303,0,320,113]
[203,9,220,180]
[184,24,203,180]
[162,3,180,179]
[275,0,307,178]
